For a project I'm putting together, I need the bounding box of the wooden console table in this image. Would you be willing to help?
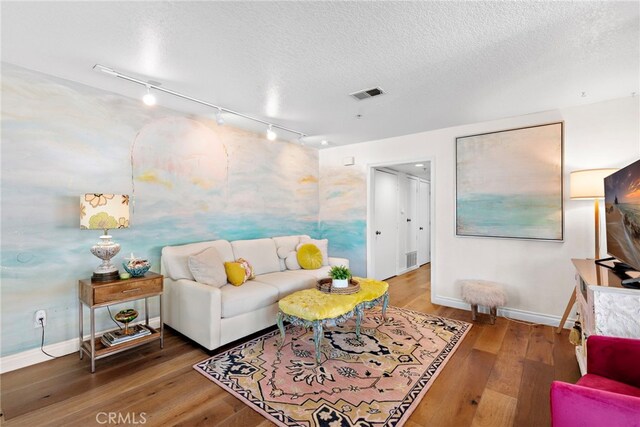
[78,272,164,372]
[571,259,640,375]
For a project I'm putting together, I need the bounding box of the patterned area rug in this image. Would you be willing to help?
[194,306,471,426]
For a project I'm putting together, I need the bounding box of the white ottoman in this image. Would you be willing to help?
[459,280,507,325]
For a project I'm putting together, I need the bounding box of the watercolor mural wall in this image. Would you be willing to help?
[1,64,319,356]
[318,165,367,277]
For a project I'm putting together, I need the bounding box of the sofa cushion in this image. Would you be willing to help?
[220,281,279,318]
[162,240,234,281]
[231,238,281,276]
[328,257,350,268]
[188,247,227,287]
[299,237,329,266]
[295,265,332,280]
[577,374,640,398]
[252,271,317,299]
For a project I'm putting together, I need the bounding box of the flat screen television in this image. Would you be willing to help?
[603,158,640,286]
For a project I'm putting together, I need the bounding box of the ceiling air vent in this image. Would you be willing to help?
[350,87,385,101]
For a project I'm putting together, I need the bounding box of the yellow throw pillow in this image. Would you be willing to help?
[297,244,323,270]
[225,262,248,286]
[236,257,255,279]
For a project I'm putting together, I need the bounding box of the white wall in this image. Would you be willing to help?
[320,97,639,324]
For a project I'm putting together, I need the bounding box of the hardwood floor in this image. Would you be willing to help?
[0,264,580,426]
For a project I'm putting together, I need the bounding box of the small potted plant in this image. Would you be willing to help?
[329,265,351,288]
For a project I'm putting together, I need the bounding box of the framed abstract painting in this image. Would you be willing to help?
[456,122,563,241]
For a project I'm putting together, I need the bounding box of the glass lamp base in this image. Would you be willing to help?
[90,235,121,282]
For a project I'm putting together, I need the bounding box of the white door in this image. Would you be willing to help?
[418,179,431,265]
[397,175,408,271]
[373,169,398,280]
[407,177,418,254]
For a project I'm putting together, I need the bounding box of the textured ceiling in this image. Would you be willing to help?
[2,1,638,148]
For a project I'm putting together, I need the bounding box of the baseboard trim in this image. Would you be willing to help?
[397,265,419,276]
[432,296,575,329]
[2,298,575,373]
[0,317,161,374]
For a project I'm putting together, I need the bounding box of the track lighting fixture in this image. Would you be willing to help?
[93,64,307,142]
[266,125,277,141]
[142,86,156,106]
[215,108,225,126]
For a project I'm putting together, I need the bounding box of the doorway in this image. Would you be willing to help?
[368,160,433,281]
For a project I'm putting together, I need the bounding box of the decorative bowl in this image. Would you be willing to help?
[114,308,139,324]
[115,308,139,335]
[122,258,151,277]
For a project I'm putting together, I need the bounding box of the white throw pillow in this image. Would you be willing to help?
[276,247,290,259]
[273,236,301,259]
[285,251,301,270]
[298,238,329,266]
[188,247,227,288]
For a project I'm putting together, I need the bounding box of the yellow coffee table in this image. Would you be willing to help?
[277,277,389,364]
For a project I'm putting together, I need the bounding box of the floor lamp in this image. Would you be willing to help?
[556,168,618,333]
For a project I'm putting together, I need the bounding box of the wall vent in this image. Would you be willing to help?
[406,251,417,269]
[350,87,385,100]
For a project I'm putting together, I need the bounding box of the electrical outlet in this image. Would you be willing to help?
[34,309,46,328]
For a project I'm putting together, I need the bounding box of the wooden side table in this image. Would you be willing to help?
[78,272,164,372]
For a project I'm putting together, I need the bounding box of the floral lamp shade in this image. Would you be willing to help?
[81,194,130,282]
[80,194,130,231]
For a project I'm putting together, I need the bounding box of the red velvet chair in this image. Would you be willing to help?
[550,335,640,427]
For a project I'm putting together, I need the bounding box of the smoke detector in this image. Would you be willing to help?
[349,87,385,101]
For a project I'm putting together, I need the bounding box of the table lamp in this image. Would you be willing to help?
[80,194,130,282]
[570,169,618,259]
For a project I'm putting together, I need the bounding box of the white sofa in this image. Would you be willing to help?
[160,235,349,351]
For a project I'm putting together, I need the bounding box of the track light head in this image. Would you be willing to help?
[266,125,277,141]
[142,86,156,106]
[143,93,156,106]
[215,108,225,126]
